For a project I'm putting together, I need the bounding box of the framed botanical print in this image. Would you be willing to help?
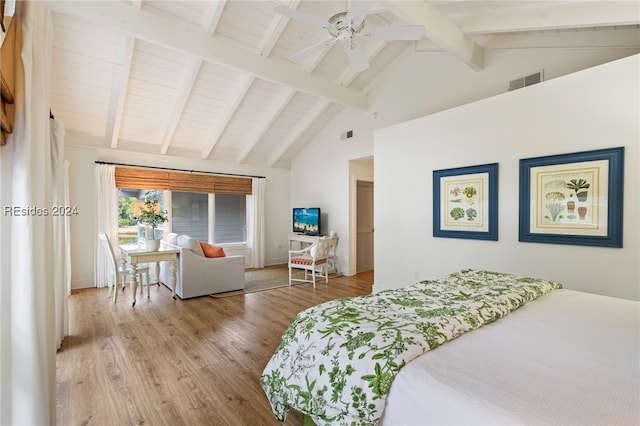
[433,163,498,241]
[519,147,624,247]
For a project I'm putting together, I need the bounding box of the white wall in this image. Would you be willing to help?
[66,145,98,289]
[65,144,291,289]
[374,54,639,301]
[292,45,639,279]
[369,48,640,129]
[290,109,375,274]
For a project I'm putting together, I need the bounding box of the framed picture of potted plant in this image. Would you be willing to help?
[433,163,498,241]
[519,147,624,247]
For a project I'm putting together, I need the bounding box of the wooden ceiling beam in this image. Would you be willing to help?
[237,88,296,164]
[460,2,640,35]
[257,0,300,57]
[267,99,330,166]
[203,0,226,35]
[160,57,202,155]
[201,74,255,160]
[385,1,484,71]
[108,35,135,149]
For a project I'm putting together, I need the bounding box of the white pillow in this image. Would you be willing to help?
[166,232,179,245]
[177,235,205,257]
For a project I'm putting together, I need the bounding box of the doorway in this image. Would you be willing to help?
[356,180,374,273]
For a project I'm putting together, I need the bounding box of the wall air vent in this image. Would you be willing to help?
[508,70,544,91]
[341,130,354,140]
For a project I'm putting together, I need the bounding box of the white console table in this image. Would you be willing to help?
[119,244,179,306]
[288,234,338,274]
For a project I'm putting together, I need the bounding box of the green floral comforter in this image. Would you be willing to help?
[261,269,562,425]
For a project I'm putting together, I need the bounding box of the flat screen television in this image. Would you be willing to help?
[292,207,321,235]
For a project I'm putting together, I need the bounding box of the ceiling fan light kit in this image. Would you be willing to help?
[274,2,424,72]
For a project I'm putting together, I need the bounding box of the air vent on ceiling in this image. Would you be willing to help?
[508,70,544,91]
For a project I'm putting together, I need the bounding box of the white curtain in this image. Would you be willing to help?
[94,163,118,288]
[51,119,69,350]
[247,177,266,268]
[0,2,62,424]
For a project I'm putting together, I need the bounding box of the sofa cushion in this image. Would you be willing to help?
[200,242,226,258]
[177,235,205,257]
[291,254,326,266]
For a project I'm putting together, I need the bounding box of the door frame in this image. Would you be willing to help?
[348,173,373,276]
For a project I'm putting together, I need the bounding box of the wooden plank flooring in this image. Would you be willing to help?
[57,270,373,425]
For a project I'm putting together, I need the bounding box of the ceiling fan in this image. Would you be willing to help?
[274,0,424,72]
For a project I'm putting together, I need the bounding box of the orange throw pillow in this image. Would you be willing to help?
[199,241,226,258]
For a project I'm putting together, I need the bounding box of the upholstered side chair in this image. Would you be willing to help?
[288,238,333,288]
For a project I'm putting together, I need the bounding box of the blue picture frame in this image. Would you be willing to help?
[519,147,624,247]
[433,163,499,241]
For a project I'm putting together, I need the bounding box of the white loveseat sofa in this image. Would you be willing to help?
[159,233,245,299]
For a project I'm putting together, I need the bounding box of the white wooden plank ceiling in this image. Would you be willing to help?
[46,0,640,168]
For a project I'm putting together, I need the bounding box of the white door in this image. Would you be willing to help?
[356,180,374,273]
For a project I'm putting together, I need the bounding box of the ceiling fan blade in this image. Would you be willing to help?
[289,38,337,62]
[274,5,332,30]
[347,0,375,26]
[360,25,425,41]
[343,42,370,72]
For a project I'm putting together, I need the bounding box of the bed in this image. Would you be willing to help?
[261,269,639,425]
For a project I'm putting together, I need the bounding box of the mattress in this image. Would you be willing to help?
[380,289,640,425]
[262,269,563,425]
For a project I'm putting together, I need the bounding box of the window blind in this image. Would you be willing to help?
[214,176,252,195]
[167,172,216,193]
[114,166,252,195]
[114,167,169,190]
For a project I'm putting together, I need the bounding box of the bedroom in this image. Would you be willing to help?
[1,1,639,424]
[279,46,639,426]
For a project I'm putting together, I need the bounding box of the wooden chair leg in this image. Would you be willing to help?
[144,269,150,298]
[113,275,122,303]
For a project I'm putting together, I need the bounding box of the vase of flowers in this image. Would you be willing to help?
[137,191,168,251]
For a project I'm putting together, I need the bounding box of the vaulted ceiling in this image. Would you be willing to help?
[46,1,639,168]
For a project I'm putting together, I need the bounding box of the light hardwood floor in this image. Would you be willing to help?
[56,270,374,425]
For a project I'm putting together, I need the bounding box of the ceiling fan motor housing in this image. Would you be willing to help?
[328,12,364,37]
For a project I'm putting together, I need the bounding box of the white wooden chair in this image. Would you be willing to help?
[288,238,333,288]
[98,233,150,302]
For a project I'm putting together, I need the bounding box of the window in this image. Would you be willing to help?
[117,189,166,245]
[214,194,247,244]
[171,192,208,242]
[114,167,252,246]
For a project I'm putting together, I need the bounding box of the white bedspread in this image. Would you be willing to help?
[381,289,640,425]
